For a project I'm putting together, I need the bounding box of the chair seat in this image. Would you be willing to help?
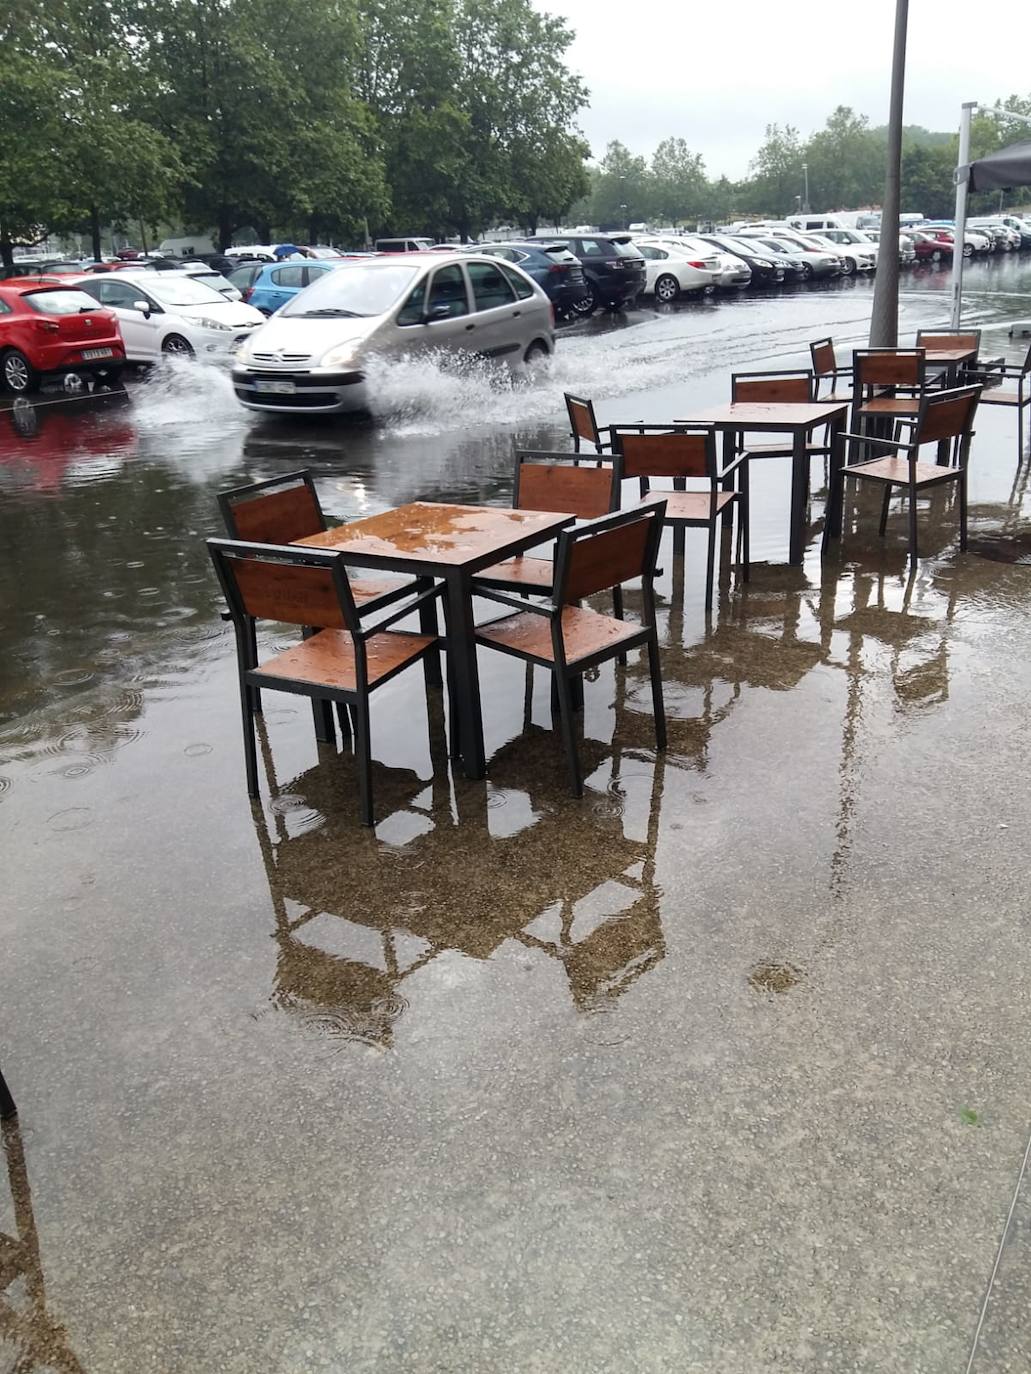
[659,490,736,522]
[979,389,1027,406]
[857,397,921,416]
[841,456,959,487]
[741,440,830,459]
[252,628,434,693]
[475,555,554,589]
[476,606,640,666]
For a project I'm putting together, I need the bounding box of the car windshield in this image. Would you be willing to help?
[144,275,229,307]
[726,238,764,255]
[23,289,104,314]
[281,263,419,317]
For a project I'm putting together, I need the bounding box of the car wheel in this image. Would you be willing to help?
[931,250,941,262]
[654,273,680,304]
[569,283,598,317]
[963,243,974,258]
[522,340,551,377]
[162,334,194,357]
[798,262,813,280]
[2,349,39,394]
[839,257,855,276]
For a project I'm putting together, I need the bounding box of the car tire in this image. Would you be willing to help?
[1,349,39,394]
[569,283,598,317]
[522,340,551,375]
[161,334,194,357]
[654,273,680,304]
[931,250,941,263]
[839,257,855,276]
[963,243,974,258]
[798,262,813,280]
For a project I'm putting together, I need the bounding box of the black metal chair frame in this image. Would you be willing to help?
[610,423,749,611]
[208,538,449,826]
[824,384,981,569]
[473,505,667,797]
[974,342,1031,462]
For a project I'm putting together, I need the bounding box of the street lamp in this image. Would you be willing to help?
[802,162,810,213]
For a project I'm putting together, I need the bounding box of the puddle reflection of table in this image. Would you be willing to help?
[296,501,573,781]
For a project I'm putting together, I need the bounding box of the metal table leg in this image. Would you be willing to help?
[446,571,486,779]
[789,424,808,564]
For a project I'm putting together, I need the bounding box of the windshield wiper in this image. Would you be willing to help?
[299,307,365,318]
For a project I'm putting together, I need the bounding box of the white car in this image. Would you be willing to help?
[809,228,878,273]
[74,270,266,362]
[179,261,243,300]
[632,237,718,301]
[233,253,555,414]
[709,251,752,288]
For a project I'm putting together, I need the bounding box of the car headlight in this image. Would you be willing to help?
[195,317,232,332]
[754,259,772,268]
[320,344,358,369]
[234,341,253,364]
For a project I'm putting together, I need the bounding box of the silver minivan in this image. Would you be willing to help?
[232,253,555,414]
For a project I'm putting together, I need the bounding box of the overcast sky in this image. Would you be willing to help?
[547,1,1031,178]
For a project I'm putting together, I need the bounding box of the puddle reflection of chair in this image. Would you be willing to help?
[1,1117,85,1372]
[252,721,666,1040]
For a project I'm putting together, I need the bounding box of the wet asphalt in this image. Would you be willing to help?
[3,257,1031,1371]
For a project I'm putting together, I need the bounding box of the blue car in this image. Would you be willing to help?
[242,260,344,315]
[469,242,588,318]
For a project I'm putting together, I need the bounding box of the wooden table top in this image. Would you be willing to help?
[923,347,977,363]
[295,501,571,568]
[675,400,849,430]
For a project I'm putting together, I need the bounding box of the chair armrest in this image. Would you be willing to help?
[358,581,444,637]
[718,452,750,478]
[837,430,915,452]
[472,586,552,617]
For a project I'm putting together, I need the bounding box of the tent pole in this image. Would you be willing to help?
[950,101,976,330]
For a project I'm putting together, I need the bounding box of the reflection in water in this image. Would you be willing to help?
[253,691,666,1043]
[0,1117,84,1373]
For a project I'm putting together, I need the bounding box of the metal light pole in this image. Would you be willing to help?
[868,0,909,348]
[949,101,975,329]
[802,162,810,213]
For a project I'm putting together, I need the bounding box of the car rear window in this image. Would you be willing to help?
[609,238,643,259]
[22,289,104,314]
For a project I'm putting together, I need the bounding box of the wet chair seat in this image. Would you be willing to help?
[252,629,436,693]
[477,605,641,664]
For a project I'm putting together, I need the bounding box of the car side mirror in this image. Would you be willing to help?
[133,300,151,318]
[424,303,452,323]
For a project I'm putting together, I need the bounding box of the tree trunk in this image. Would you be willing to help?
[0,238,13,273]
[309,216,317,246]
[218,209,233,252]
[138,219,149,255]
[90,205,102,262]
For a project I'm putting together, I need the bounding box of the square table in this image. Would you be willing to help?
[674,401,849,564]
[296,501,573,779]
[922,346,977,385]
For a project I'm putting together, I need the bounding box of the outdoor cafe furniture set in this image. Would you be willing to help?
[209,338,998,820]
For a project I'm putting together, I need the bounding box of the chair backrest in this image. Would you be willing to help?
[612,427,716,483]
[912,384,981,449]
[553,504,665,606]
[513,451,620,517]
[208,539,358,636]
[731,370,813,403]
[565,392,603,449]
[219,471,324,544]
[809,338,838,377]
[853,348,925,389]
[1019,341,1031,375]
[915,329,981,354]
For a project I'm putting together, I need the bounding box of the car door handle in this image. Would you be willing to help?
[465,323,475,331]
[512,310,521,317]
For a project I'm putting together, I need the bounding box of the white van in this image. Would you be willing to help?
[787,214,847,234]
[158,234,217,257]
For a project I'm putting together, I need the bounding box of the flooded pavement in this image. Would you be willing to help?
[3,259,1031,1371]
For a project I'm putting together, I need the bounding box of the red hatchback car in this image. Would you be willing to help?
[0,279,126,393]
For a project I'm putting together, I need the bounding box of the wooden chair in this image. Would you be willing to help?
[565,392,612,454]
[826,384,981,569]
[730,369,833,464]
[851,348,929,440]
[474,505,667,796]
[975,341,1031,462]
[810,337,852,400]
[612,425,747,611]
[0,1065,14,1120]
[208,538,448,826]
[474,450,623,607]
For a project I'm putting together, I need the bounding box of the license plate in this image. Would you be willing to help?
[81,348,114,361]
[254,379,296,395]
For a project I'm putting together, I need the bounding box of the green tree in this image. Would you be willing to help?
[746,123,804,216]
[803,106,882,210]
[588,141,650,228]
[650,138,706,227]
